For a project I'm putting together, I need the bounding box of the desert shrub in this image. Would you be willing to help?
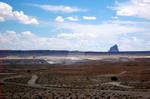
[27,70,31,73]
[111,76,118,81]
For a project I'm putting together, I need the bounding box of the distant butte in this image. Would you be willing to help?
[108,44,119,52]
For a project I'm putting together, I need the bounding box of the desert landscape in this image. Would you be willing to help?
[1,0,150,98]
[0,54,150,99]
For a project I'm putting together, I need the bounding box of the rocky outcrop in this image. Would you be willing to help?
[108,44,119,52]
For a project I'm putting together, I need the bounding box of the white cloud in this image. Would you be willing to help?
[132,36,137,42]
[55,22,147,37]
[0,2,13,21]
[0,30,72,50]
[111,0,150,20]
[1,20,150,51]
[13,11,39,24]
[55,21,150,51]
[83,16,96,20]
[0,17,5,22]
[55,16,79,22]
[65,16,78,21]
[119,37,145,51]
[32,4,87,13]
[0,2,39,24]
[21,31,33,36]
[112,16,119,19]
[55,16,64,22]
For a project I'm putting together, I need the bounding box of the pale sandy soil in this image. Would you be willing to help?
[1,55,150,65]
[1,55,150,60]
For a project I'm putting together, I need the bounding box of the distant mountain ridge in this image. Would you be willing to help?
[0,44,150,57]
[0,50,150,57]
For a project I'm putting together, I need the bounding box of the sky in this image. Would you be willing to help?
[0,0,150,51]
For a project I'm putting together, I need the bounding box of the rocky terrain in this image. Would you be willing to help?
[0,56,150,99]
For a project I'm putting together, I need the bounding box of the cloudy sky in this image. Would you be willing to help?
[0,0,150,51]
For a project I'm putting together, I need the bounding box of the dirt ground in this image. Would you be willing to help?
[0,57,150,99]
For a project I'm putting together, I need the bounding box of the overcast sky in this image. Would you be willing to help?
[0,0,150,51]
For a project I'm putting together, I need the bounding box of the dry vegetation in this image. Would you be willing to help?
[0,57,150,99]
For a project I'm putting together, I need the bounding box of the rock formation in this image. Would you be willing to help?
[108,44,119,52]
